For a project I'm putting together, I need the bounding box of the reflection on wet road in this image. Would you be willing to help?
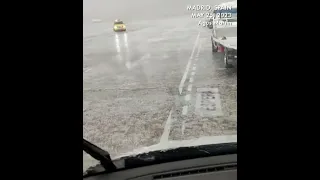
[83,8,236,170]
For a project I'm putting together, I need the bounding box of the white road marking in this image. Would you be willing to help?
[182,121,185,135]
[160,109,173,144]
[191,72,196,76]
[84,68,92,73]
[217,68,227,70]
[163,33,202,141]
[178,32,200,94]
[196,45,201,55]
[195,88,223,117]
[194,40,202,62]
[187,84,192,91]
[185,94,191,101]
[192,66,196,70]
[182,106,188,115]
[196,40,202,55]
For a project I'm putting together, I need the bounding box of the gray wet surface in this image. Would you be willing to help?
[83,0,236,171]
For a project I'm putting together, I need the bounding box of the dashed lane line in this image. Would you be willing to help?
[182,106,188,115]
[160,109,173,144]
[178,32,200,95]
[185,94,191,101]
[187,84,192,92]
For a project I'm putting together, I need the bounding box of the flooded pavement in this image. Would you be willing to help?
[83,0,236,171]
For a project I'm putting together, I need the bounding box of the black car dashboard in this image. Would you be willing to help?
[84,154,237,180]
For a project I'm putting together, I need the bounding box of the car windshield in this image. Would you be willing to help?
[114,21,123,24]
[83,0,237,173]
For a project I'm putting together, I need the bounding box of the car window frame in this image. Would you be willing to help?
[114,21,124,25]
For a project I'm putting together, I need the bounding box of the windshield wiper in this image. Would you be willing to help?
[83,139,117,173]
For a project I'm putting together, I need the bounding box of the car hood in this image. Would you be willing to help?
[113,135,237,160]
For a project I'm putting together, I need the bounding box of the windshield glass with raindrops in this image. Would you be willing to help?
[83,0,237,172]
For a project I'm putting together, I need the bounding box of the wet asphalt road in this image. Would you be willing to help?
[83,0,236,170]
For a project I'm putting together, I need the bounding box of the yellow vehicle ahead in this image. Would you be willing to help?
[113,19,126,32]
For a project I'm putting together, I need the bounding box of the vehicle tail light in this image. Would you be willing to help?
[218,45,224,52]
